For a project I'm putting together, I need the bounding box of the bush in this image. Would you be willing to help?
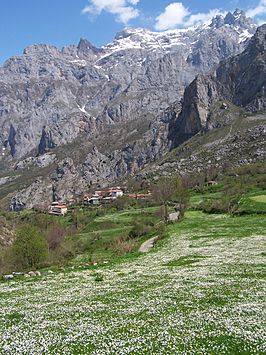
[154,221,166,239]
[11,225,48,269]
[71,208,88,230]
[152,176,189,222]
[46,225,66,250]
[199,196,239,214]
[128,219,153,239]
[199,199,228,214]
[47,239,76,266]
[112,196,133,210]
[0,248,14,276]
[110,236,134,256]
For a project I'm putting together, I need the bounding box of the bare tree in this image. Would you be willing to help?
[152,176,189,223]
[46,225,66,250]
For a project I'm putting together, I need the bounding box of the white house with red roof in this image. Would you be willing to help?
[48,201,68,216]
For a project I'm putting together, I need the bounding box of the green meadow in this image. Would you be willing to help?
[0,190,265,354]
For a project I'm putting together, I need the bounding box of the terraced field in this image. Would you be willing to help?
[239,191,266,214]
[0,210,265,354]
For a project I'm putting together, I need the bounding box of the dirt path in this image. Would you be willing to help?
[139,236,158,253]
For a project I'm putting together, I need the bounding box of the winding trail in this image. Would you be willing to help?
[139,236,158,253]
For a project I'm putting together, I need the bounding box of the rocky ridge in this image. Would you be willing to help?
[141,114,266,181]
[0,10,254,160]
[0,10,264,210]
[169,24,266,147]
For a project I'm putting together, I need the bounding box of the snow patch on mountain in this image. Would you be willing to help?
[95,10,255,64]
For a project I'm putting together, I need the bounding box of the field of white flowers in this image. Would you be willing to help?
[0,211,265,354]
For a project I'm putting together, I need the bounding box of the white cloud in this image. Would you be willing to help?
[184,9,226,27]
[155,2,190,31]
[246,0,266,18]
[82,0,140,24]
[155,2,226,31]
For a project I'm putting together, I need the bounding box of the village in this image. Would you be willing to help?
[48,186,153,216]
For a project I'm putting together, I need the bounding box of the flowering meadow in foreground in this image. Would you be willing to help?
[0,211,265,354]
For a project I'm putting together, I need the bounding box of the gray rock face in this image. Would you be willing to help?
[14,153,56,170]
[141,118,266,181]
[216,24,266,111]
[10,178,54,211]
[38,127,56,155]
[169,24,266,147]
[0,10,254,161]
[81,129,167,185]
[0,10,263,209]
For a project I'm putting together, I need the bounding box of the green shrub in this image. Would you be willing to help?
[45,224,66,250]
[48,239,76,266]
[154,221,166,239]
[128,219,153,239]
[112,196,133,210]
[11,225,48,270]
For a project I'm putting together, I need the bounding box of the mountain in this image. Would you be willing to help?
[169,23,266,147]
[0,10,263,210]
[0,9,254,160]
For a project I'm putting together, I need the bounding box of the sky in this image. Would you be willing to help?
[0,0,266,64]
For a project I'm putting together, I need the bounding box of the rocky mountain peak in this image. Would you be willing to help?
[23,44,61,57]
[210,9,254,31]
[77,38,101,55]
[108,10,255,56]
[225,9,250,26]
[170,23,266,148]
[114,28,135,40]
[0,10,264,210]
[210,15,225,29]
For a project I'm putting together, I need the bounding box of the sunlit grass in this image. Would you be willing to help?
[0,208,265,354]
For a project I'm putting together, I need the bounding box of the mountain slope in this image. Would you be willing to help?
[169,24,266,147]
[0,11,265,210]
[0,10,254,161]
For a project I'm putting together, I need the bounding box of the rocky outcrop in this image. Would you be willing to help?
[7,124,16,157]
[10,178,54,211]
[141,117,266,181]
[169,24,266,148]
[38,127,56,155]
[216,23,266,111]
[168,75,221,145]
[14,153,56,170]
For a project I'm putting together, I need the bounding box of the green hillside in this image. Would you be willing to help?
[0,199,265,354]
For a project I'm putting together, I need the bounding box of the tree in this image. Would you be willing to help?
[172,176,190,216]
[46,224,66,250]
[12,225,48,269]
[71,208,86,230]
[152,176,189,223]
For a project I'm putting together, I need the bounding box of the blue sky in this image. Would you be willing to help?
[0,0,265,64]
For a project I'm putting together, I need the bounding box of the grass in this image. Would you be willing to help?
[0,205,265,354]
[164,254,208,267]
[250,195,266,203]
[166,210,266,240]
[238,190,266,214]
[189,191,222,208]
[68,206,162,264]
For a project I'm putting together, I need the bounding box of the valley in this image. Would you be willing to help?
[0,6,265,354]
